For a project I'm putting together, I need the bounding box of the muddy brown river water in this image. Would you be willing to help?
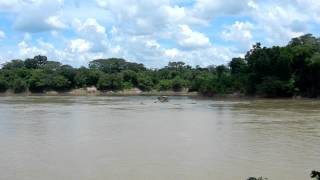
[0,96,319,180]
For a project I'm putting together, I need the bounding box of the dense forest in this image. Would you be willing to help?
[1,34,320,97]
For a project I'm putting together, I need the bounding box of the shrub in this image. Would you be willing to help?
[49,75,71,91]
[171,77,187,92]
[0,77,8,92]
[11,79,27,93]
[97,74,123,91]
[137,75,153,91]
[157,80,172,91]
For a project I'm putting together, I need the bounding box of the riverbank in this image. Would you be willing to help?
[1,87,318,101]
[0,87,199,96]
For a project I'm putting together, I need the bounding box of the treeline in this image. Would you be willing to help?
[1,34,320,97]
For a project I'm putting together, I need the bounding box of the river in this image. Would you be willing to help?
[0,96,319,180]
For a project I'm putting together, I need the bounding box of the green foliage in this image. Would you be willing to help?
[74,68,102,88]
[11,78,27,93]
[0,76,8,92]
[241,37,320,97]
[57,65,76,86]
[2,60,25,69]
[171,77,187,92]
[157,80,172,91]
[24,55,48,69]
[306,53,320,96]
[49,75,71,91]
[43,61,61,70]
[24,58,38,69]
[229,58,248,92]
[28,70,49,92]
[122,70,138,86]
[230,57,247,75]
[89,58,146,73]
[192,75,214,95]
[137,74,153,91]
[97,73,123,91]
[256,76,294,97]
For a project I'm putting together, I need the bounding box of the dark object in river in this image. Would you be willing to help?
[247,177,268,180]
[157,96,169,103]
[311,170,320,180]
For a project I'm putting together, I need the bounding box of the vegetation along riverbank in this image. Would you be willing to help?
[1,34,320,98]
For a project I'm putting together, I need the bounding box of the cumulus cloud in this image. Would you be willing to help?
[0,30,5,39]
[164,46,238,67]
[13,39,104,67]
[45,16,68,29]
[1,0,320,67]
[0,0,19,12]
[73,18,108,52]
[176,24,211,49]
[248,0,311,46]
[95,0,187,36]
[191,0,252,22]
[18,41,46,57]
[13,0,64,32]
[222,21,254,51]
[74,18,105,35]
[68,39,92,53]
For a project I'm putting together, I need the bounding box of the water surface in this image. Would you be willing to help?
[0,96,319,180]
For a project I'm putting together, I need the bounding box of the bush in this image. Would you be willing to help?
[171,77,186,92]
[57,65,76,85]
[123,82,134,89]
[11,79,27,93]
[49,75,71,91]
[97,74,123,91]
[158,80,172,91]
[28,70,48,92]
[257,76,294,97]
[0,77,8,92]
[137,75,153,91]
[2,60,25,69]
[123,70,138,86]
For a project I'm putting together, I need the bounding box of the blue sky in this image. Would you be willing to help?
[0,0,319,67]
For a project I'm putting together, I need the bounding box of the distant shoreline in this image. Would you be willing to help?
[0,88,199,97]
[1,88,317,101]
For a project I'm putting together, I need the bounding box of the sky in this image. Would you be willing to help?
[0,0,319,67]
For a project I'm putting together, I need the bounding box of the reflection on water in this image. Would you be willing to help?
[0,96,319,180]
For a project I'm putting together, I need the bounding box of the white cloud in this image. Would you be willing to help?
[0,30,5,39]
[164,46,238,67]
[222,21,254,51]
[13,0,64,32]
[18,41,46,57]
[163,5,186,23]
[250,3,307,46]
[95,0,176,35]
[2,0,320,68]
[192,0,252,21]
[75,18,105,34]
[45,16,67,29]
[0,0,19,12]
[177,24,211,49]
[73,18,108,52]
[164,48,180,59]
[69,39,92,53]
[300,0,320,23]
[95,0,108,8]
